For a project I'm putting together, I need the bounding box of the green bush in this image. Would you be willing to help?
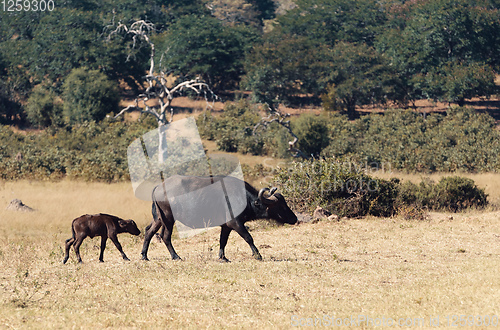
[196,111,218,141]
[0,119,155,182]
[216,132,238,153]
[322,107,500,172]
[434,176,487,211]
[62,68,119,125]
[396,176,487,212]
[291,113,330,157]
[273,158,488,218]
[25,86,62,128]
[237,134,264,155]
[197,99,288,156]
[273,157,399,217]
[396,178,436,210]
[198,104,500,173]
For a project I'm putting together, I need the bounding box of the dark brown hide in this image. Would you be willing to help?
[141,176,297,262]
[63,213,140,264]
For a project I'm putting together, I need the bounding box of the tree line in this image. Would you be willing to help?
[0,0,499,126]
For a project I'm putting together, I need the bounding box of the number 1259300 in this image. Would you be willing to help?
[2,0,54,12]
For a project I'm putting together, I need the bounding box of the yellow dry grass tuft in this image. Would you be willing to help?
[0,180,499,328]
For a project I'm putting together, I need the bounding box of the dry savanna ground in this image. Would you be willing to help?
[0,179,499,329]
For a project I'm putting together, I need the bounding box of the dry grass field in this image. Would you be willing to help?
[0,179,499,328]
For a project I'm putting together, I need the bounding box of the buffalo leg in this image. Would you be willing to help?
[109,234,129,261]
[99,236,107,262]
[157,225,165,242]
[233,223,262,260]
[218,224,233,262]
[73,235,86,263]
[63,237,75,264]
[141,219,161,261]
[160,220,181,260]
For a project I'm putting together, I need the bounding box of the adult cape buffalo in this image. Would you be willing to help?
[141,175,298,262]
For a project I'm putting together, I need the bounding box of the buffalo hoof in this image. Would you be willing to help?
[219,257,231,263]
[171,253,182,260]
[62,257,68,264]
[123,256,130,261]
[141,255,149,261]
[253,253,263,261]
[99,260,104,263]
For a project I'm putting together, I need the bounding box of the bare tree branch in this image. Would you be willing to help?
[106,20,217,125]
[253,105,308,159]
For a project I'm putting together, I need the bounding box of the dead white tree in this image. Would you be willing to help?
[253,106,308,159]
[106,20,304,161]
[106,20,216,162]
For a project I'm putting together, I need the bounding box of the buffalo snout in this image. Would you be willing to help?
[120,219,141,236]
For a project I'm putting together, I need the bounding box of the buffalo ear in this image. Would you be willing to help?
[118,219,128,228]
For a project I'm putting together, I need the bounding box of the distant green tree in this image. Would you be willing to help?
[26,86,62,128]
[207,0,275,27]
[402,0,500,68]
[0,53,26,124]
[376,0,500,104]
[162,0,212,22]
[157,15,257,91]
[0,8,149,92]
[62,68,119,124]
[243,34,333,107]
[442,63,497,105]
[322,42,397,119]
[277,0,387,47]
[375,27,427,107]
[0,54,8,115]
[418,62,497,105]
[242,64,283,108]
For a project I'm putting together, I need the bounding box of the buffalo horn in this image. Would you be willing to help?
[258,187,278,205]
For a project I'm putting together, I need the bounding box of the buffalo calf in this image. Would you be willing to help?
[63,213,141,264]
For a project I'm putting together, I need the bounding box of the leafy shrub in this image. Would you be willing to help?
[0,119,155,182]
[199,105,500,172]
[197,99,288,156]
[273,158,488,218]
[62,68,119,125]
[26,86,62,128]
[291,113,330,157]
[366,178,401,217]
[216,132,238,153]
[434,176,487,211]
[322,107,500,172]
[273,157,399,217]
[396,179,435,209]
[237,134,264,155]
[396,177,487,212]
[196,111,218,141]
